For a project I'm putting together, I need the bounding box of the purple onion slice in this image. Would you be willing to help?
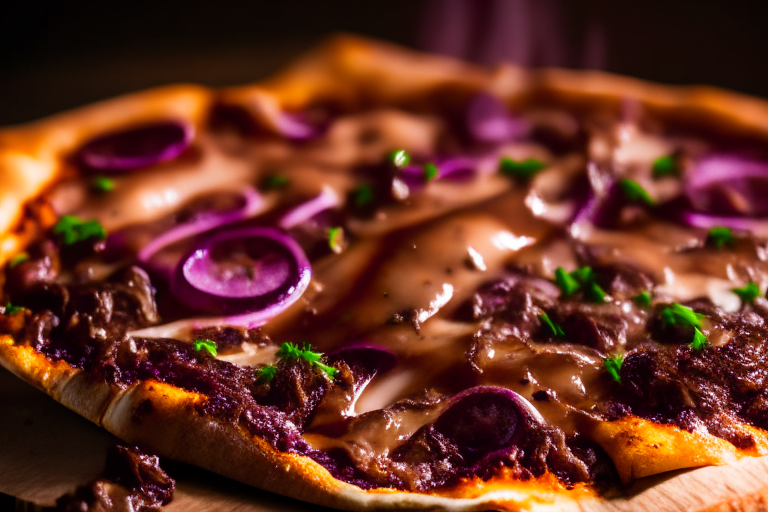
[171,227,310,316]
[327,346,397,390]
[398,156,480,191]
[78,120,194,171]
[686,155,768,217]
[466,93,528,143]
[276,112,321,140]
[679,210,768,236]
[433,386,540,464]
[278,187,341,229]
[138,186,263,276]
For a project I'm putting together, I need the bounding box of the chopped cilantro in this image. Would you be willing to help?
[619,179,654,207]
[260,174,290,190]
[633,291,652,307]
[660,303,703,329]
[257,365,277,383]
[352,184,375,208]
[691,327,709,351]
[603,355,624,383]
[570,266,594,285]
[388,149,411,168]
[423,162,439,181]
[8,253,29,268]
[91,176,115,193]
[539,311,565,337]
[586,282,608,303]
[733,282,760,305]
[52,216,106,245]
[276,342,337,379]
[499,157,546,179]
[652,155,679,178]
[707,226,734,249]
[193,339,217,357]
[328,226,344,254]
[555,267,580,296]
[554,266,608,303]
[4,302,24,315]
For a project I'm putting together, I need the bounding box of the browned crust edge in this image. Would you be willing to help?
[3,34,768,511]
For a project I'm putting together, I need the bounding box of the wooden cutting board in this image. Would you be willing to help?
[0,366,327,511]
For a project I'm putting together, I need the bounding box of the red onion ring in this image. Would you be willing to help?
[466,93,529,143]
[138,186,263,275]
[171,227,311,318]
[78,120,194,171]
[278,187,340,229]
[679,210,768,236]
[686,154,768,217]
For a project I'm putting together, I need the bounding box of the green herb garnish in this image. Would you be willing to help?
[352,184,375,208]
[707,226,734,249]
[619,179,654,207]
[193,339,217,357]
[328,226,344,254]
[652,155,679,178]
[660,303,704,330]
[586,282,608,302]
[733,282,760,305]
[554,266,608,303]
[8,253,29,268]
[276,342,337,379]
[603,355,624,383]
[388,149,411,168]
[423,162,439,181]
[91,176,115,193]
[257,365,277,383]
[52,216,106,245]
[555,267,580,296]
[539,311,565,337]
[633,291,652,307]
[260,174,290,190]
[499,157,546,179]
[4,302,24,315]
[690,327,708,351]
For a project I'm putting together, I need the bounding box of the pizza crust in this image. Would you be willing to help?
[3,35,768,511]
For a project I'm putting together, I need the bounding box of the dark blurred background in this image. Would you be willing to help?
[2,0,768,126]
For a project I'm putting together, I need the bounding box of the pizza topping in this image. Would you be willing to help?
[8,253,29,267]
[259,174,290,190]
[277,187,340,229]
[170,227,311,320]
[707,226,735,249]
[275,342,337,380]
[388,149,411,168]
[136,185,263,273]
[55,445,175,512]
[52,215,106,246]
[539,311,564,337]
[618,179,654,207]
[466,92,527,143]
[499,157,547,180]
[686,155,768,217]
[633,291,652,307]
[193,338,217,357]
[77,120,193,171]
[732,282,761,305]
[90,176,115,193]
[603,355,623,383]
[651,154,680,178]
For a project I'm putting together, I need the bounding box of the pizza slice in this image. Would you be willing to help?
[4,36,768,511]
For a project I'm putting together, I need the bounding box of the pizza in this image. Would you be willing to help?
[4,35,768,511]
